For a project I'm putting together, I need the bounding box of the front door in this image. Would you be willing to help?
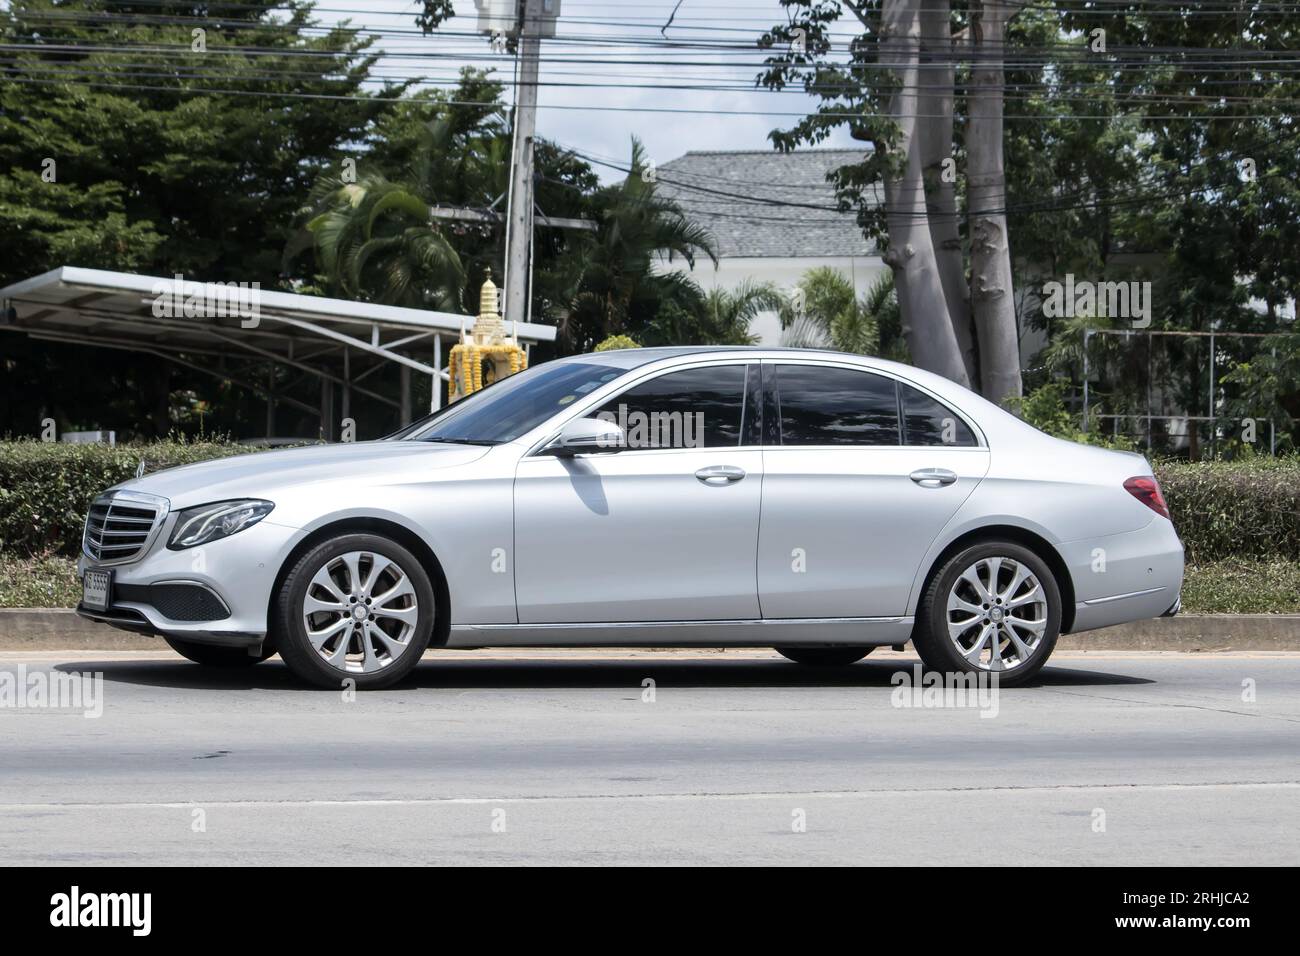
[514,362,763,623]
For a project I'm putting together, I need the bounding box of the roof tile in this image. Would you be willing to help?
[656,149,879,259]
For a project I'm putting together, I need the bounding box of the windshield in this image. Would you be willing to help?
[392,360,626,444]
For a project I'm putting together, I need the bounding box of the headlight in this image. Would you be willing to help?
[167,499,274,550]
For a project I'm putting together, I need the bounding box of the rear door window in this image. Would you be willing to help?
[774,364,901,446]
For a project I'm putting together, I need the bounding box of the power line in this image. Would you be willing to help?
[7,56,1298,105]
[6,72,1297,121]
[7,39,1300,80]
[555,123,1300,223]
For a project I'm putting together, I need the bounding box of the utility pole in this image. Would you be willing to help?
[503,0,542,326]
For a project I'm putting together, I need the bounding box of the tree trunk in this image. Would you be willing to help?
[967,0,1022,405]
[879,0,971,389]
[918,0,977,387]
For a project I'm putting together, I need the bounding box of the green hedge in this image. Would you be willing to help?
[0,440,258,556]
[0,440,1296,563]
[1154,457,1300,562]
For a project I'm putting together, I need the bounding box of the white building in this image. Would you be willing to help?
[653,149,885,345]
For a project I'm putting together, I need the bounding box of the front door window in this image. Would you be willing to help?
[590,364,750,450]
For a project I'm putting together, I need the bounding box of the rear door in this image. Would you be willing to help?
[757,361,990,619]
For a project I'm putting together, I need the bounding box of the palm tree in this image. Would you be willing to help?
[561,138,718,348]
[294,171,464,310]
[644,280,781,346]
[286,92,506,311]
[779,267,901,357]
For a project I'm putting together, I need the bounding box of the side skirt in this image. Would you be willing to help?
[447,617,913,648]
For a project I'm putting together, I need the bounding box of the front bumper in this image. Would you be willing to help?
[76,517,302,649]
[74,603,263,649]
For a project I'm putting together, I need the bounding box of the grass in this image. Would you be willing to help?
[0,554,81,608]
[1179,559,1300,614]
[1,554,1296,615]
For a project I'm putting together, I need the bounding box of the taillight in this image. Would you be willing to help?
[1124,476,1170,520]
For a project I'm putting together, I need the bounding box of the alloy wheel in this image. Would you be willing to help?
[945,556,1048,672]
[300,551,420,674]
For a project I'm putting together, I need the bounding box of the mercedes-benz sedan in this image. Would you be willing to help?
[77,347,1184,688]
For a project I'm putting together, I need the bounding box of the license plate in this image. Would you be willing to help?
[82,569,112,611]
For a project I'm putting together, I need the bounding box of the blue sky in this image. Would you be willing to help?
[320,0,860,180]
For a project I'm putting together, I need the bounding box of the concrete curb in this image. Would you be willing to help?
[1,607,1296,652]
[1057,615,1299,652]
[0,608,162,649]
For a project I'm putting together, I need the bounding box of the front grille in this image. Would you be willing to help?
[83,491,167,564]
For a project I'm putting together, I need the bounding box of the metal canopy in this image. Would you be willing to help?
[0,266,556,435]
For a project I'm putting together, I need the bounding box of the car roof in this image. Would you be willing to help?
[561,345,879,370]
[558,346,1029,445]
[559,346,749,369]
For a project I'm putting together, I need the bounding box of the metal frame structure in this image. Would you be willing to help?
[1,266,556,437]
[1080,327,1295,454]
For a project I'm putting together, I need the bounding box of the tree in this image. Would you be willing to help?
[0,0,404,438]
[760,0,1014,392]
[778,266,904,359]
[561,139,718,350]
[918,0,976,383]
[874,0,972,387]
[967,0,1023,404]
[643,280,779,347]
[1038,3,1300,453]
[296,171,465,310]
[287,72,607,333]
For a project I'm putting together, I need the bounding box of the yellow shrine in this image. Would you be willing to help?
[448,270,528,402]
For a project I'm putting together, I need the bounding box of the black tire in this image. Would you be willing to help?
[274,533,435,689]
[913,541,1061,688]
[163,635,274,667]
[775,646,873,666]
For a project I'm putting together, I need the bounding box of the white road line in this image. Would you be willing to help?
[1,780,1296,812]
[2,651,1299,662]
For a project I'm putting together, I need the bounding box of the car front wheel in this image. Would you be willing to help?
[913,541,1061,687]
[774,646,873,666]
[274,533,436,689]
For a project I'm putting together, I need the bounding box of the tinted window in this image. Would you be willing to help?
[900,383,977,446]
[401,361,624,444]
[593,365,748,449]
[776,365,900,446]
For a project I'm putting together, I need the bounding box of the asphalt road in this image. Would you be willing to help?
[0,648,1296,866]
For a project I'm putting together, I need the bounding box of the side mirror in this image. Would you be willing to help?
[549,417,626,457]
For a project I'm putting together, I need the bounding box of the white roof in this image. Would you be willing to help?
[0,266,556,349]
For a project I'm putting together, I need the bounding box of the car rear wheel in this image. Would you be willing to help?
[163,636,274,667]
[274,533,436,689]
[775,646,873,666]
[914,541,1061,687]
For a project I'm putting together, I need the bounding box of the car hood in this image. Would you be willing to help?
[113,441,489,507]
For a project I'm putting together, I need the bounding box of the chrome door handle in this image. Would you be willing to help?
[910,467,957,487]
[695,465,746,484]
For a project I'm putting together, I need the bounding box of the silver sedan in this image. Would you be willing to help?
[77,347,1184,688]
